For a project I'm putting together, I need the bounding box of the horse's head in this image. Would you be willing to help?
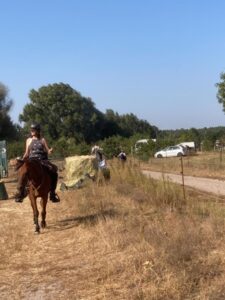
[14,158,26,171]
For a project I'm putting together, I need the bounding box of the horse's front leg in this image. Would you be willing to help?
[40,196,48,229]
[30,195,40,233]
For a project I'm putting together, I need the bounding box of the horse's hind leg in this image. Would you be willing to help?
[40,197,47,229]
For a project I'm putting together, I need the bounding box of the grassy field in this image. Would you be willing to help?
[1,159,225,299]
[142,151,225,180]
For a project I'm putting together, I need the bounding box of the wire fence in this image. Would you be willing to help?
[6,151,225,202]
[143,151,225,200]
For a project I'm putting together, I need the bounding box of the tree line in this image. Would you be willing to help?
[1,75,225,159]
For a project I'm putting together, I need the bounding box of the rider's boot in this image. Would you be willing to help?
[49,172,60,203]
[50,192,60,202]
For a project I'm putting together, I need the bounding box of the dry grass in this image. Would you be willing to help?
[1,160,225,299]
[143,151,225,180]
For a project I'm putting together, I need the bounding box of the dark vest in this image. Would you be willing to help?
[29,139,48,160]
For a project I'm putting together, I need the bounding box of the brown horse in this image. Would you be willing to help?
[16,159,52,233]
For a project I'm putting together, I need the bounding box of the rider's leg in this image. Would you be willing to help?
[49,172,60,202]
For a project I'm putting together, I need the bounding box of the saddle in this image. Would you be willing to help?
[40,160,58,173]
[15,158,58,173]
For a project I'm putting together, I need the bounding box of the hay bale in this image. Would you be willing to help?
[61,155,98,189]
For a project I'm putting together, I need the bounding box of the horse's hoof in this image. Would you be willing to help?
[41,222,46,229]
[34,230,40,234]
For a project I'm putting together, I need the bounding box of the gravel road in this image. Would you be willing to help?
[142,170,225,196]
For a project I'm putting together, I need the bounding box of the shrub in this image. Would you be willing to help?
[7,141,24,159]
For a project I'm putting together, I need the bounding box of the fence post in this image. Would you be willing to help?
[180,156,186,200]
[220,148,222,166]
[0,140,8,177]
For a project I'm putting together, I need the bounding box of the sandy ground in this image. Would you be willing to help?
[142,170,225,196]
[0,167,104,300]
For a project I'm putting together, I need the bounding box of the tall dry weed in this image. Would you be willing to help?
[146,152,225,179]
[1,160,225,299]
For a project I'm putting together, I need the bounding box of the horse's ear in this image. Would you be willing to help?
[9,159,18,167]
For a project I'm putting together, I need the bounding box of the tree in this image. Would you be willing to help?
[19,83,106,143]
[105,109,157,138]
[216,72,225,112]
[20,83,157,143]
[0,83,18,140]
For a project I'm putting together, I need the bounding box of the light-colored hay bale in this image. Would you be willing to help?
[62,155,98,188]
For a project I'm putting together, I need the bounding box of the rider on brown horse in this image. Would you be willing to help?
[15,123,60,203]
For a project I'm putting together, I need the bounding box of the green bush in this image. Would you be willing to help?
[52,137,90,158]
[135,140,157,161]
[7,141,24,159]
[100,136,131,158]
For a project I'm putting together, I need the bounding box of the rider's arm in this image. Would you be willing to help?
[22,138,32,159]
[42,138,53,155]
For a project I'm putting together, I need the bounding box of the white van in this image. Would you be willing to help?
[177,142,195,150]
[134,139,156,152]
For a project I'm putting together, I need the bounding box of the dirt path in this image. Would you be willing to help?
[142,170,225,196]
[0,168,104,300]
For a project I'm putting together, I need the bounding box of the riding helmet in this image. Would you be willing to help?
[30,123,41,132]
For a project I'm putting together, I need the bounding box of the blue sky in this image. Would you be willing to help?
[1,0,225,130]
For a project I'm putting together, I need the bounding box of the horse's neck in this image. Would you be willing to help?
[26,160,44,187]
